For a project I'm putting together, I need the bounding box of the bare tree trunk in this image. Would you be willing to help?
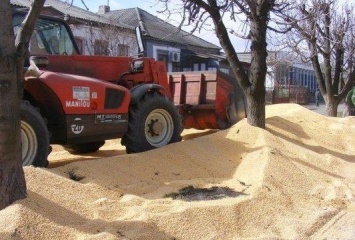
[324,98,340,117]
[0,0,45,210]
[0,0,26,210]
[208,1,272,129]
[245,91,266,127]
[241,2,270,129]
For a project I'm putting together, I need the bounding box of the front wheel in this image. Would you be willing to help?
[122,92,182,153]
[21,101,50,167]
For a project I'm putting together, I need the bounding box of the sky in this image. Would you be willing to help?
[68,0,250,52]
[70,0,157,12]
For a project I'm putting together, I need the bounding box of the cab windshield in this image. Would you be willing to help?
[13,14,78,55]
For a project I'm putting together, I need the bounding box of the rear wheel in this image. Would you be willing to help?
[226,93,238,127]
[63,141,105,154]
[21,101,49,167]
[122,92,182,153]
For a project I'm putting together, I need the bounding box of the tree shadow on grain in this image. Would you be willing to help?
[285,155,345,179]
[19,191,176,240]
[267,116,311,140]
[267,116,354,163]
[182,129,219,140]
[48,149,127,168]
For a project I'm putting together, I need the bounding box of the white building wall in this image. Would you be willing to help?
[70,24,138,56]
[265,66,275,89]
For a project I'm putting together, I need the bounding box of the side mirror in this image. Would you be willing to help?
[135,26,145,55]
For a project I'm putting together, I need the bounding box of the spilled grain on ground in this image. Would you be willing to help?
[0,104,354,239]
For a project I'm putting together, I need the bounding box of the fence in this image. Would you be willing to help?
[266,85,308,104]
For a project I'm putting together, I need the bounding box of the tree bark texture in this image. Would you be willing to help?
[0,0,26,210]
[324,97,341,117]
[245,90,266,127]
[0,0,45,210]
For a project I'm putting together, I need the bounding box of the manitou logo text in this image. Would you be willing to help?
[66,100,90,108]
[71,118,84,134]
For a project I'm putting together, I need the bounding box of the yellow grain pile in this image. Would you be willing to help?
[0,104,354,239]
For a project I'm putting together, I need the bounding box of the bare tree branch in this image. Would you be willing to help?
[282,0,355,115]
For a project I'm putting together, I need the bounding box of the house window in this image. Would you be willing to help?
[94,40,109,55]
[172,62,180,72]
[158,54,167,62]
[117,44,129,56]
[29,30,47,55]
[219,68,229,74]
[74,37,83,54]
[193,62,209,71]
[158,53,169,71]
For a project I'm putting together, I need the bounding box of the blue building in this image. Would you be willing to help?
[289,64,318,92]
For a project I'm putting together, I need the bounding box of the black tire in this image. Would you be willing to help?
[21,101,50,167]
[122,92,182,153]
[226,93,238,127]
[63,141,105,154]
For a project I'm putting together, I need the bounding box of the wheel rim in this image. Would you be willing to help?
[21,121,38,166]
[145,109,174,147]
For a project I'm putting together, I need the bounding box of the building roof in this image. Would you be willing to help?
[292,63,314,71]
[105,8,221,51]
[11,0,134,30]
[11,1,220,51]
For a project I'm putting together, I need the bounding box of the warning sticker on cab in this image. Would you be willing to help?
[73,87,90,100]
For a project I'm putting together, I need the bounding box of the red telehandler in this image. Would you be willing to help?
[13,11,246,167]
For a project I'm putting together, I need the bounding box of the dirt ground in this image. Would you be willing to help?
[0,103,354,239]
